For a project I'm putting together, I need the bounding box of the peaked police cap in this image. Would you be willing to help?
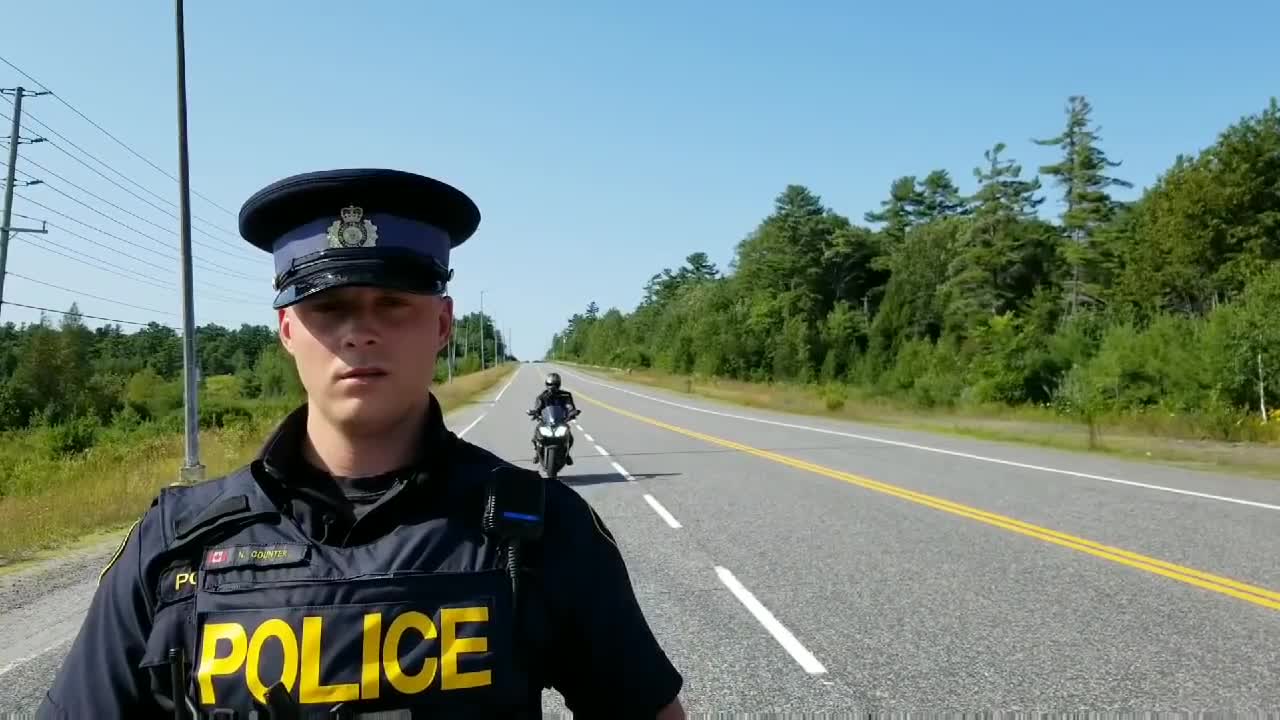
[238,168,481,308]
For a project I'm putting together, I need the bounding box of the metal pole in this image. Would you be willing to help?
[175,0,204,484]
[0,88,24,323]
[479,290,486,371]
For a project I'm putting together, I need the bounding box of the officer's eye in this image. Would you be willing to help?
[376,295,412,308]
[312,300,347,314]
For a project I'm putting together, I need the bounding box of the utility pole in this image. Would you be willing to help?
[476,301,482,370]
[447,316,454,383]
[175,0,204,485]
[0,86,50,323]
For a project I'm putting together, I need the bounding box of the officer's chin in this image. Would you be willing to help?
[323,394,407,431]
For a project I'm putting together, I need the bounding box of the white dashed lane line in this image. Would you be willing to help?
[608,459,683,529]
[643,494,682,529]
[459,414,485,437]
[573,391,823,677]
[715,566,827,675]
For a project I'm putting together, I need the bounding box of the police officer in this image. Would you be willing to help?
[37,169,686,720]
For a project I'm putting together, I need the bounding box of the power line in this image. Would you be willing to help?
[13,232,263,308]
[0,127,249,255]
[6,271,176,316]
[12,210,262,305]
[6,149,258,265]
[11,193,266,292]
[14,173,260,281]
[0,53,237,219]
[12,220,176,289]
[9,214,261,303]
[16,192,196,274]
[0,299,173,328]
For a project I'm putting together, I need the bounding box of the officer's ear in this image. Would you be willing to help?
[437,295,454,345]
[278,308,295,352]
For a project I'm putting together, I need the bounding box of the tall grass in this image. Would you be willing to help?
[434,363,516,414]
[0,363,516,566]
[565,363,1280,475]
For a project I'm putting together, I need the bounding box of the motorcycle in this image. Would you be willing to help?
[529,404,579,480]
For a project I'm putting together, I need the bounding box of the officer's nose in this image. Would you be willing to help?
[343,333,377,348]
[341,323,379,348]
[339,307,381,347]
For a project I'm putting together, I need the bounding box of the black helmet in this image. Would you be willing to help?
[545,373,561,389]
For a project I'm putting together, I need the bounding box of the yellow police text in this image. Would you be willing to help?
[196,607,492,705]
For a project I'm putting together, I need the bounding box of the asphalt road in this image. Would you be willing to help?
[2,362,1278,717]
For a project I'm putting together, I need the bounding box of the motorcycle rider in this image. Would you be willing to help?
[529,373,579,465]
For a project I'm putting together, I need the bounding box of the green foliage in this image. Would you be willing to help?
[42,416,99,459]
[0,304,511,457]
[548,95,1280,441]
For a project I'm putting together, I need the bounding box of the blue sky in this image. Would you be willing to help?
[1,0,1277,360]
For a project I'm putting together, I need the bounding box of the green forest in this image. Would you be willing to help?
[549,96,1280,443]
[0,306,510,440]
[0,305,513,559]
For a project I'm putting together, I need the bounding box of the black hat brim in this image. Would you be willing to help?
[272,256,451,309]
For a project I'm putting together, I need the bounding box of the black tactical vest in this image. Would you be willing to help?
[137,455,545,720]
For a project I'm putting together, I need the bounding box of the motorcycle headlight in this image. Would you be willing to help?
[554,425,569,437]
[538,426,553,437]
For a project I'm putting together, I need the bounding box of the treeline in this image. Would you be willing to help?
[550,96,1280,440]
[0,306,513,435]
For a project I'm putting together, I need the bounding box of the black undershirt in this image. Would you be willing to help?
[290,460,411,545]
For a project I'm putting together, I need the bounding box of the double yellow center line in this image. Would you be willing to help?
[576,391,1280,612]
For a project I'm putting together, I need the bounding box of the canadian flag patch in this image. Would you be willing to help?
[206,548,229,566]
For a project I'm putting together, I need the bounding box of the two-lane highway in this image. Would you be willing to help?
[1,363,1276,716]
[520,364,1279,713]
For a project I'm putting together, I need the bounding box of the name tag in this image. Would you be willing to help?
[204,544,310,571]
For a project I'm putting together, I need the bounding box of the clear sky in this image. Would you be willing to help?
[1,0,1277,360]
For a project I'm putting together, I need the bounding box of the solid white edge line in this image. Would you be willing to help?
[456,365,522,438]
[610,461,634,481]
[714,566,826,674]
[492,365,521,404]
[643,493,682,528]
[594,444,609,456]
[561,369,1280,512]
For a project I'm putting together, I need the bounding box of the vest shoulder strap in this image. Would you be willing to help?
[155,468,282,560]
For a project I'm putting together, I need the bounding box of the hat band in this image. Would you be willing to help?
[270,214,453,278]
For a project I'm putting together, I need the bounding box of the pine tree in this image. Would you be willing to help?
[1033,95,1133,313]
[915,169,971,222]
[864,175,924,249]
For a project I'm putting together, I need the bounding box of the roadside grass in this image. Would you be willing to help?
[559,363,1280,479]
[0,363,516,568]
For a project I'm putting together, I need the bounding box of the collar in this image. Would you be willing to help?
[254,393,454,488]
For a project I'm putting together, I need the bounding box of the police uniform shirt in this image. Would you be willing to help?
[36,395,684,719]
